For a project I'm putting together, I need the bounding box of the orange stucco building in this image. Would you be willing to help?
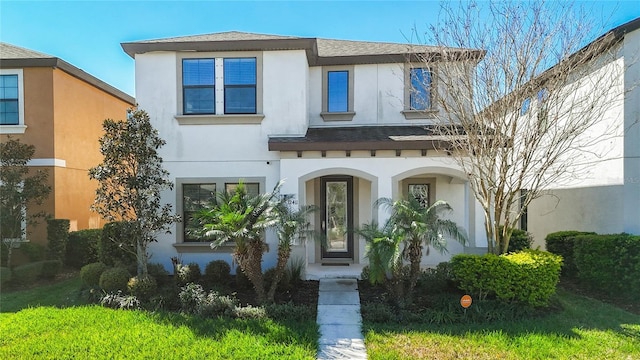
[1,43,135,245]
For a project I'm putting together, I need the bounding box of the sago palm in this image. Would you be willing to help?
[195,180,283,304]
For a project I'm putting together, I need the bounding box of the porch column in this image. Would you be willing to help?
[376,176,393,225]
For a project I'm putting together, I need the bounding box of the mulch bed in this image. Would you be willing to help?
[231,280,319,307]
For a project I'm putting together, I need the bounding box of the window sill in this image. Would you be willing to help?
[0,125,27,134]
[175,114,265,125]
[173,242,235,253]
[401,110,437,120]
[320,111,356,121]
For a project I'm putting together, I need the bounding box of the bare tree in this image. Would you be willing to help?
[415,0,626,253]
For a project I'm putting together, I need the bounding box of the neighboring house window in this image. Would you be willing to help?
[182,59,215,114]
[183,183,216,242]
[224,58,256,114]
[0,69,25,134]
[0,74,19,125]
[321,65,355,121]
[327,71,348,112]
[410,68,431,110]
[536,88,549,130]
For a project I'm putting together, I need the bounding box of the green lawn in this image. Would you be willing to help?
[364,289,640,359]
[0,277,318,359]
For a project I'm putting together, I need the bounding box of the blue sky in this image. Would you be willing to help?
[2,1,639,97]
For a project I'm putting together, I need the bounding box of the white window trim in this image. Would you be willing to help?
[0,69,26,134]
[175,52,264,125]
[402,63,438,120]
[321,65,356,121]
[174,176,266,253]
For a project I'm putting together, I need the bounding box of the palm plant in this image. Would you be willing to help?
[194,181,283,304]
[267,199,317,302]
[376,197,467,296]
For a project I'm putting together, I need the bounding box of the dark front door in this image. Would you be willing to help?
[321,176,353,259]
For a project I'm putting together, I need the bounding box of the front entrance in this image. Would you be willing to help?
[320,176,354,259]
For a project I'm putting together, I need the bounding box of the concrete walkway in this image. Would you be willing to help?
[316,278,367,359]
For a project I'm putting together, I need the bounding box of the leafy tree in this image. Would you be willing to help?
[195,181,284,304]
[418,0,625,253]
[89,108,179,276]
[376,197,466,297]
[0,137,51,267]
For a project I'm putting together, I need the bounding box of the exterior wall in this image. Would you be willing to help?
[528,29,640,246]
[623,29,640,235]
[1,65,132,246]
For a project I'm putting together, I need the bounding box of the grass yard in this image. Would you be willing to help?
[0,276,318,359]
[364,289,640,359]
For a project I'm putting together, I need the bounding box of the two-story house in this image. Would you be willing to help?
[0,43,135,246]
[526,17,640,247]
[122,32,488,278]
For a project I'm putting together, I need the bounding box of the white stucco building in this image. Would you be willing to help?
[122,32,488,278]
[526,18,640,248]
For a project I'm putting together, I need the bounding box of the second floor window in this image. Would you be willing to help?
[224,58,257,114]
[0,74,19,125]
[410,68,431,110]
[327,70,349,112]
[183,59,215,114]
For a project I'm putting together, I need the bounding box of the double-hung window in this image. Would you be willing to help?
[182,59,215,114]
[0,74,20,125]
[224,58,256,114]
[410,67,432,110]
[182,183,217,242]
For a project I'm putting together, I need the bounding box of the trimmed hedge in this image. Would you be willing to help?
[80,262,108,287]
[545,231,597,277]
[99,222,137,267]
[573,233,640,297]
[204,260,231,286]
[451,250,562,307]
[47,219,69,262]
[12,262,44,285]
[19,242,46,262]
[504,228,533,253]
[99,267,131,292]
[66,229,101,269]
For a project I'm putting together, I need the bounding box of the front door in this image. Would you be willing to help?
[321,176,353,259]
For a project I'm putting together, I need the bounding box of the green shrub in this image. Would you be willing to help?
[417,262,455,293]
[451,250,562,307]
[47,219,69,262]
[99,222,137,267]
[286,257,306,284]
[360,265,370,282]
[80,262,108,287]
[176,263,201,286]
[12,262,44,285]
[66,229,101,269]
[1,266,12,286]
[503,227,533,252]
[101,292,141,310]
[19,242,46,262]
[147,263,171,287]
[203,260,231,286]
[99,267,131,292]
[573,233,640,297]
[545,231,596,277]
[128,275,157,302]
[40,259,63,279]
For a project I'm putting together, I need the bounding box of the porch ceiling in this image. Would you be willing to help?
[268,125,463,152]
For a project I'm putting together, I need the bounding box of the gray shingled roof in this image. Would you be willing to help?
[134,31,300,43]
[121,31,482,64]
[0,42,55,59]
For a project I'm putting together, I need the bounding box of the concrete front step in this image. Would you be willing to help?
[306,263,365,280]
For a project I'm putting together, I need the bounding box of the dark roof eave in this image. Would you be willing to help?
[268,139,452,152]
[121,38,317,58]
[0,58,135,105]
